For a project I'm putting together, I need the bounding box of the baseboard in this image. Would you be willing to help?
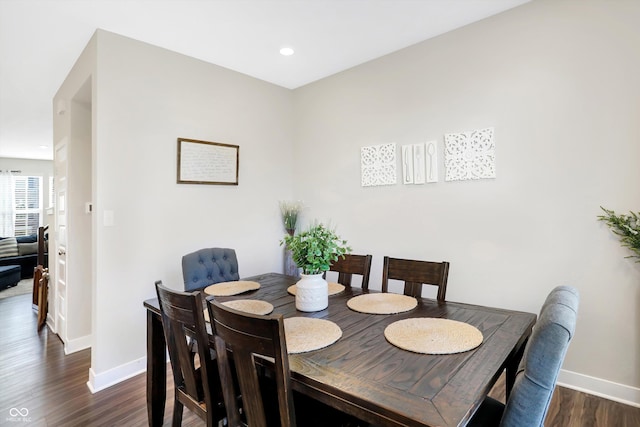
[558,369,640,408]
[86,357,146,394]
[63,334,92,354]
[46,315,55,333]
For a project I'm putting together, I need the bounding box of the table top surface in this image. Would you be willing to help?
[144,272,536,427]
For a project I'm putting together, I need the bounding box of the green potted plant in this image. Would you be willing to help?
[281,222,351,311]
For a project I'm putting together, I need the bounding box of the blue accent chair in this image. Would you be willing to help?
[181,248,239,292]
[469,285,579,427]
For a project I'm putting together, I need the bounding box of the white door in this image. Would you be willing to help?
[53,141,68,343]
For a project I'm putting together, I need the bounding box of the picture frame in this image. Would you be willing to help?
[177,138,239,185]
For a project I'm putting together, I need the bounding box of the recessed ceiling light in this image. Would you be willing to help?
[39,145,48,149]
[279,47,294,56]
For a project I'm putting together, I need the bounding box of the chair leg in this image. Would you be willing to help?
[172,397,184,427]
[36,272,49,331]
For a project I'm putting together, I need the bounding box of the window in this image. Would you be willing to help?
[12,176,42,236]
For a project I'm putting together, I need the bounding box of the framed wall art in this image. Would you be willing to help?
[177,138,239,185]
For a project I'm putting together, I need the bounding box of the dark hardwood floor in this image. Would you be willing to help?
[1,293,639,426]
[0,293,202,427]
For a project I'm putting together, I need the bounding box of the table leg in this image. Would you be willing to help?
[505,339,527,399]
[147,310,166,426]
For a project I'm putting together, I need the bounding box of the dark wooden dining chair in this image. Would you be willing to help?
[325,254,373,290]
[207,299,363,427]
[155,281,226,427]
[381,256,450,301]
[34,265,49,331]
[32,225,49,306]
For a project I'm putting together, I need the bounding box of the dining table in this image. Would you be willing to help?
[143,272,536,427]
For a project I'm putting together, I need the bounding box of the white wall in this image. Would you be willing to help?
[292,0,640,403]
[86,30,295,388]
[0,157,54,214]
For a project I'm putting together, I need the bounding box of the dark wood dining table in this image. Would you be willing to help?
[143,273,536,427]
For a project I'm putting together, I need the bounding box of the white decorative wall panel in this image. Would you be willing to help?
[402,143,430,184]
[444,127,495,181]
[424,140,438,183]
[361,143,397,187]
[413,143,427,184]
[401,144,414,184]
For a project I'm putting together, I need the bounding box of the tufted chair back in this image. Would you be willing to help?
[500,285,579,426]
[182,248,240,292]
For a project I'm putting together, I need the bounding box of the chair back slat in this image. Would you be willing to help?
[234,350,269,427]
[382,256,449,301]
[327,254,373,290]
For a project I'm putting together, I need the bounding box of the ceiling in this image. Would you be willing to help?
[0,0,530,161]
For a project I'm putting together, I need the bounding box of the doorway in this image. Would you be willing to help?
[51,77,93,353]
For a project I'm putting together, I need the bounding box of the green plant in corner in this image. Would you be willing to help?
[280,222,352,274]
[598,206,640,261]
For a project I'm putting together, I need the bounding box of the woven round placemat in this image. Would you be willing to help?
[204,280,260,297]
[384,318,483,355]
[223,299,274,315]
[287,282,345,296]
[284,317,342,354]
[347,293,417,314]
[204,299,274,322]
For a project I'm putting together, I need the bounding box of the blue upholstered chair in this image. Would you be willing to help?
[469,285,579,427]
[182,248,239,292]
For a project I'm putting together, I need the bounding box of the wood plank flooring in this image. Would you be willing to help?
[1,293,639,426]
[0,294,201,427]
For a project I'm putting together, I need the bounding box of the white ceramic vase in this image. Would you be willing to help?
[295,273,328,312]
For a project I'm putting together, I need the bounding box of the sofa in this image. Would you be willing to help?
[0,235,48,280]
